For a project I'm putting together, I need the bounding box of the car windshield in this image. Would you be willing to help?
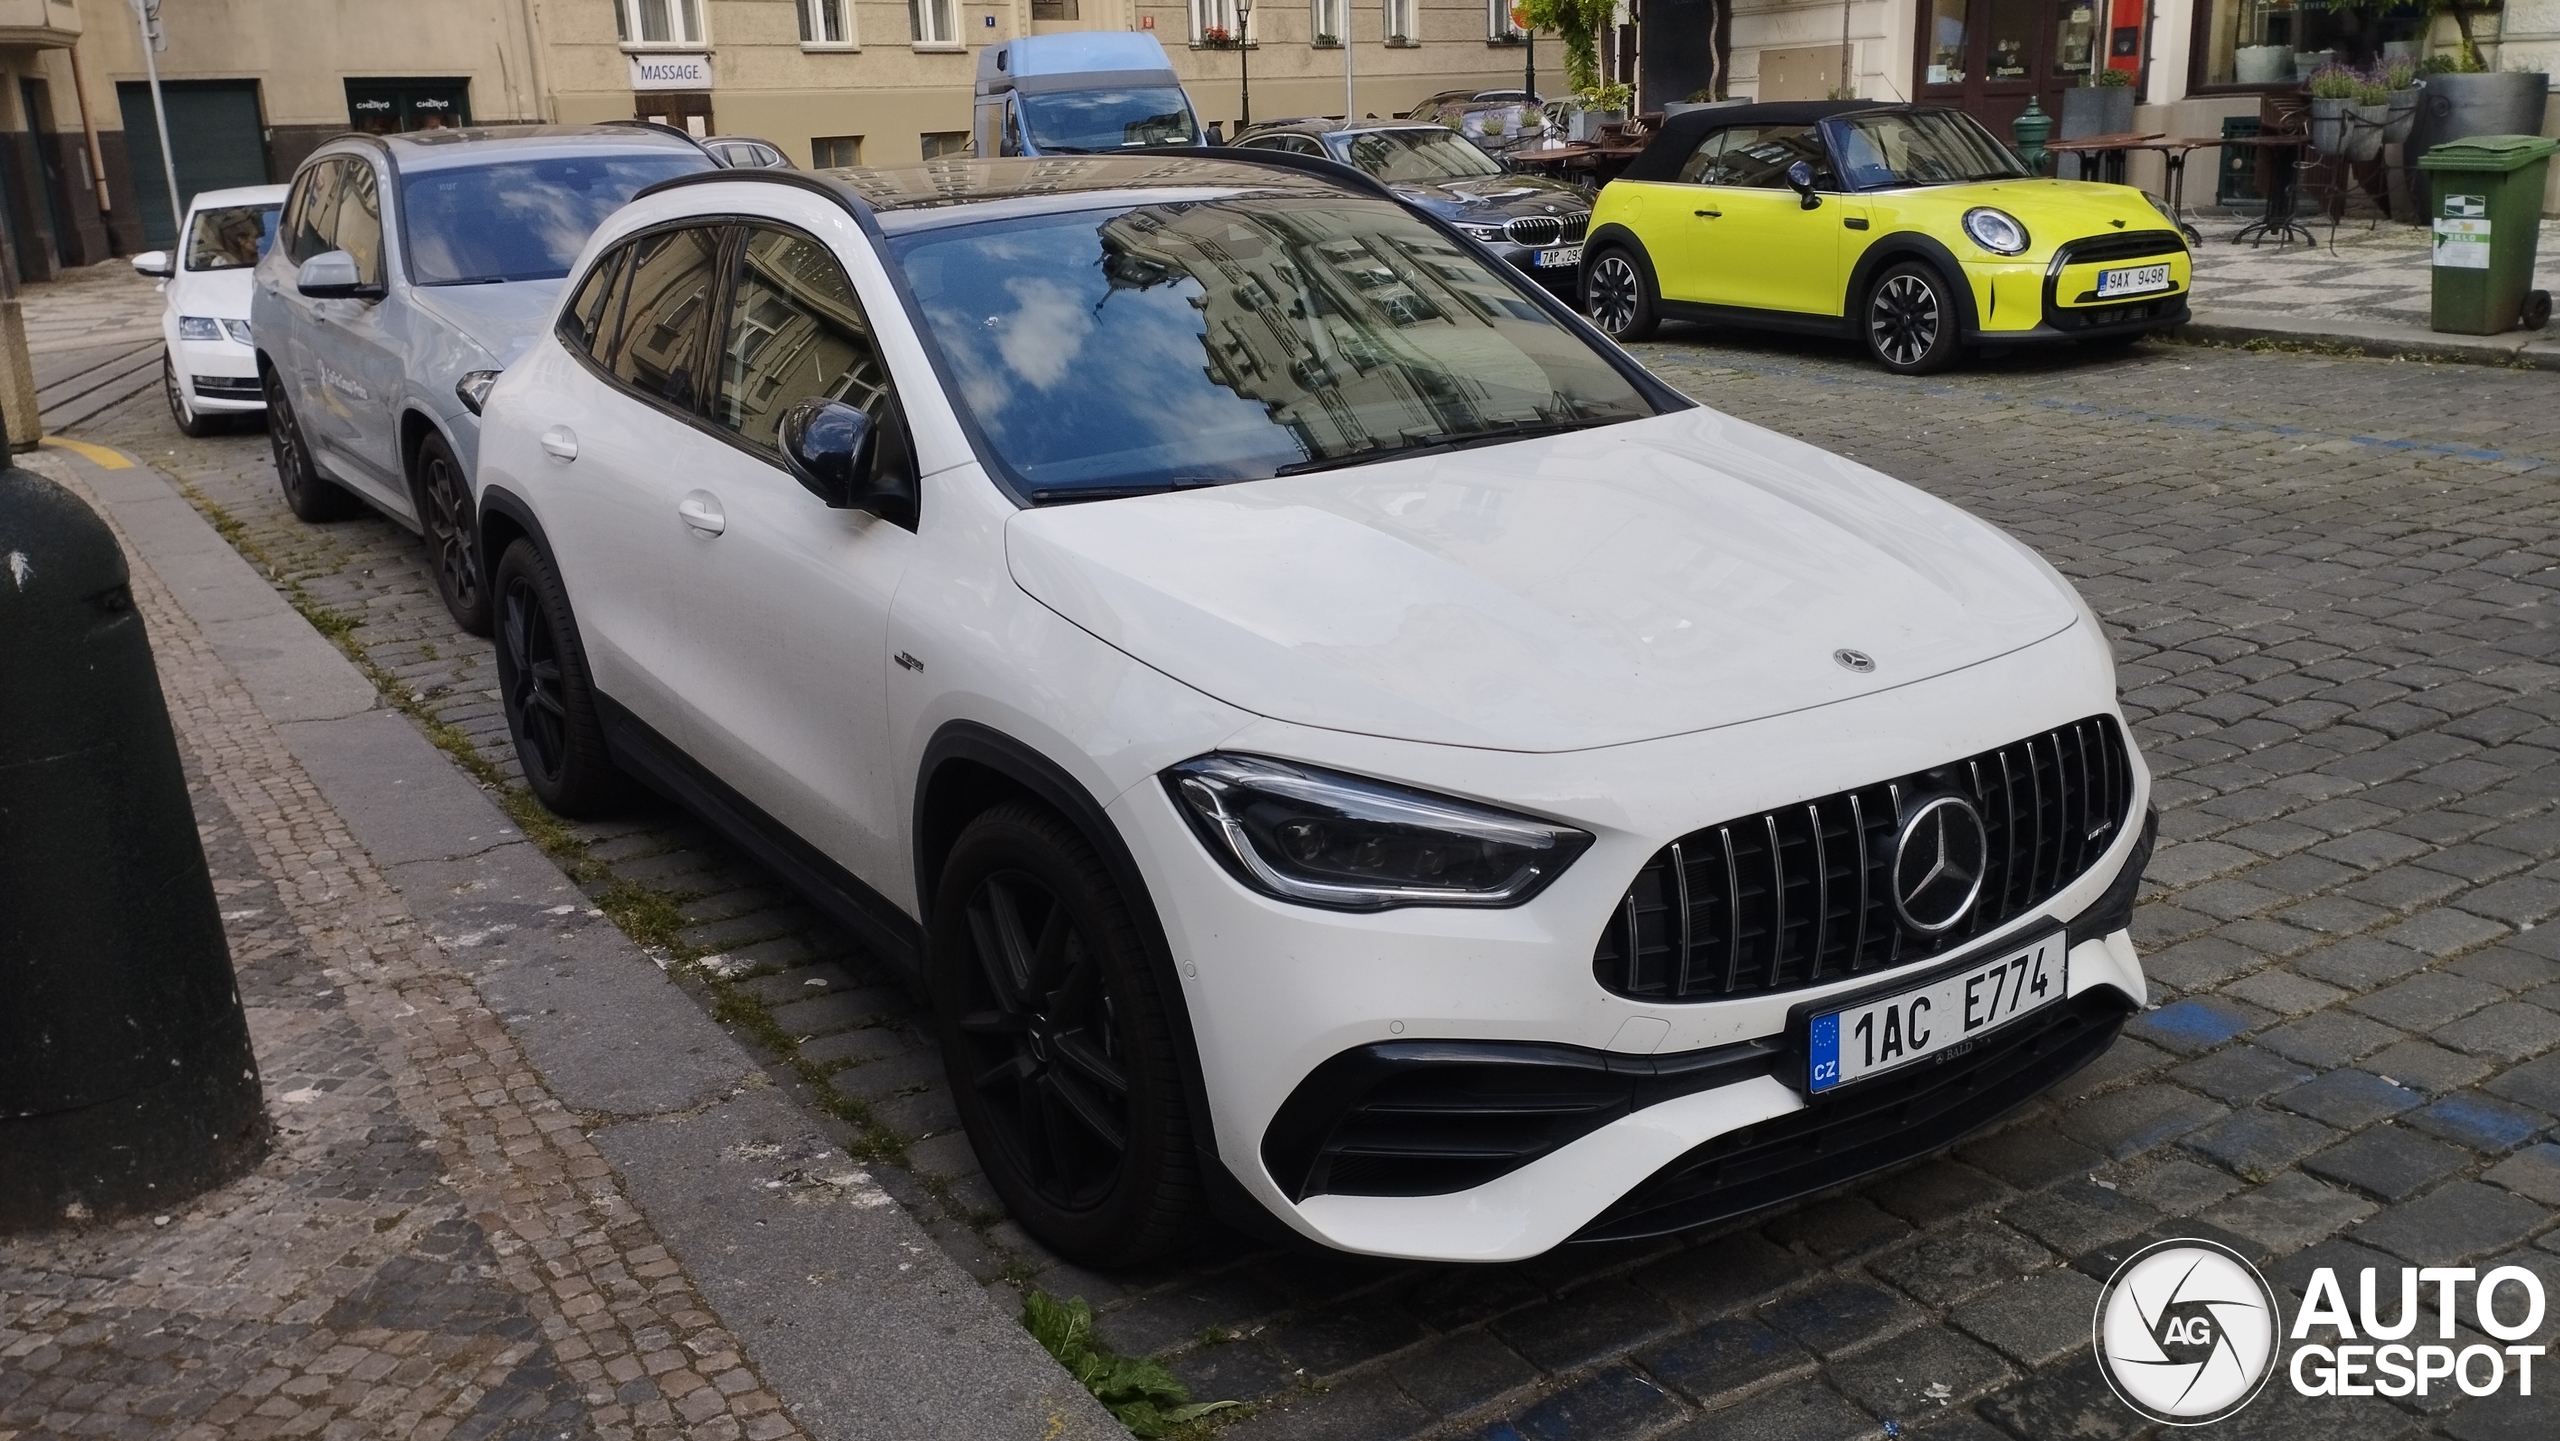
[1019,89,1198,152]
[1828,111,2029,189]
[886,193,1654,499]
[187,203,280,271]
[1330,129,1505,181]
[401,152,713,285]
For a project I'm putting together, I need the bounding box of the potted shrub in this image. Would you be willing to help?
[2382,59,2422,145]
[2349,75,2391,162]
[1199,24,1234,48]
[1570,81,1632,141]
[2307,62,2360,155]
[2237,44,2292,84]
[2059,67,2136,142]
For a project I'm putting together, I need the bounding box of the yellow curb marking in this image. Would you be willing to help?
[38,436,135,469]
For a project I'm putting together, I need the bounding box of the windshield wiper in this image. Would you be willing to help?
[1026,478,1236,505]
[1272,416,1626,477]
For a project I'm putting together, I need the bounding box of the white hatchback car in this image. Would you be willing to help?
[132,183,289,436]
[472,155,2155,1267]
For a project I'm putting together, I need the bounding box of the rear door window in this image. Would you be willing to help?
[330,162,386,285]
[609,225,727,410]
[559,246,628,359]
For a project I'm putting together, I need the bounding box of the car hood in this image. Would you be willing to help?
[405,278,568,370]
[1882,177,2165,240]
[170,267,256,321]
[1004,409,2083,753]
[1392,175,1588,218]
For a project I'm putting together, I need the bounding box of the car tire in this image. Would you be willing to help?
[1584,248,1660,343]
[931,801,1200,1269]
[416,432,491,635]
[262,365,362,522]
[492,538,626,818]
[1862,261,1964,376]
[164,354,217,438]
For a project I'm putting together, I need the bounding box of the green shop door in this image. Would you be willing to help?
[115,80,270,247]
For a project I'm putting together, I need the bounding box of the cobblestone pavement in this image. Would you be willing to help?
[0,459,806,1441]
[2185,217,2560,332]
[46,282,2560,1441]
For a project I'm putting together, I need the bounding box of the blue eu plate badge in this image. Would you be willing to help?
[1809,1014,1842,1093]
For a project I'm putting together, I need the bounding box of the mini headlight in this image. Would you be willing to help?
[1164,754,1590,910]
[178,316,221,341]
[1962,207,2030,256]
[2143,192,2183,231]
[221,319,255,345]
[455,369,501,415]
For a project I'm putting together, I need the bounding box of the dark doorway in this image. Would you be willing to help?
[344,79,473,134]
[634,91,714,138]
[1913,0,2102,137]
[114,79,270,247]
[1641,0,1730,112]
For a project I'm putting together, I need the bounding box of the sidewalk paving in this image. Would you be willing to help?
[0,444,1115,1441]
[2181,215,2560,368]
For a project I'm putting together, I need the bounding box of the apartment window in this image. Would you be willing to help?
[1385,0,1416,43]
[616,0,705,46]
[812,135,861,167]
[1488,0,1524,40]
[798,0,852,44]
[1312,0,1343,43]
[912,0,958,43]
[1032,0,1082,19]
[920,130,971,159]
[1191,0,1240,43]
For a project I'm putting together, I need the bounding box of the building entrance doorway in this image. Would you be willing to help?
[634,92,713,138]
[1912,0,2103,138]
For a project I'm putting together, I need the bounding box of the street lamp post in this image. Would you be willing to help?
[1237,0,1254,130]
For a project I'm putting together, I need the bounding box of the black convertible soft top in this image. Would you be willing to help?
[1617,101,1908,184]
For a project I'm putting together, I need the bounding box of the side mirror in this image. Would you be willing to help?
[131,250,174,278]
[1786,160,1823,210]
[779,397,915,527]
[296,249,379,300]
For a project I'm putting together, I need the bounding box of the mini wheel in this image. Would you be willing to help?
[1863,261,1964,375]
[1584,248,1659,343]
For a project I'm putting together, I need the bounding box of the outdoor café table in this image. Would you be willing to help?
[2219,133,2317,247]
[2041,131,2165,187]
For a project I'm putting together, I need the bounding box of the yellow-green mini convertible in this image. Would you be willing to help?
[1582,100,2191,374]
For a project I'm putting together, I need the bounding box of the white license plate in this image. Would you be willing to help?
[2095,263,2172,297]
[1533,245,1582,268]
[1806,933,2067,1094]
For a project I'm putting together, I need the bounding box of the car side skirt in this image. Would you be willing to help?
[593,691,925,974]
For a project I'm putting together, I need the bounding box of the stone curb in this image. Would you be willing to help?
[2175,304,2560,370]
[32,444,1119,1441]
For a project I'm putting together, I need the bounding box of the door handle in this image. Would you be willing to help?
[677,490,726,537]
[1694,209,1722,218]
[539,427,578,460]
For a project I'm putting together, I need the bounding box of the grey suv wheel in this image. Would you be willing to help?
[262,366,360,521]
[416,432,490,635]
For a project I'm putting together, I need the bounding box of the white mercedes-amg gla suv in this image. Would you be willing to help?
[470,153,2155,1268]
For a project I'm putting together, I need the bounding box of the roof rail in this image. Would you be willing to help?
[629,164,878,228]
[598,117,716,156]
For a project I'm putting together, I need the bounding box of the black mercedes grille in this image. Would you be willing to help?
[2055,229,2186,268]
[1591,715,2135,1004]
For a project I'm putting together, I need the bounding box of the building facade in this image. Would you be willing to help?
[8,0,1550,279]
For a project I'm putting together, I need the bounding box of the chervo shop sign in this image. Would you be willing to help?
[629,53,713,90]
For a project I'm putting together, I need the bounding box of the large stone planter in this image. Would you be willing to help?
[2236,45,2290,84]
[2404,71,2552,218]
[2055,86,2136,179]
[1569,108,1624,142]
[2309,97,2351,157]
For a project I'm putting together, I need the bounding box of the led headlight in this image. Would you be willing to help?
[1164,754,1590,910]
[1455,221,1509,243]
[455,369,501,415]
[222,319,255,345]
[1962,207,2030,256]
[178,316,222,341]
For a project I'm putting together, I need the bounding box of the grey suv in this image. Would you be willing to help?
[252,125,713,632]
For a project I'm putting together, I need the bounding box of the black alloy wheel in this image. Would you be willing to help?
[1585,249,1659,342]
[163,354,216,438]
[933,803,1198,1267]
[1864,261,1961,375]
[416,433,490,635]
[262,366,360,522]
[491,539,623,817]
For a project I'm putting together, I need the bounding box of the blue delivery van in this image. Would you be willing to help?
[971,33,1203,158]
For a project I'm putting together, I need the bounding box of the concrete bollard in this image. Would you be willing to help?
[0,465,264,1229]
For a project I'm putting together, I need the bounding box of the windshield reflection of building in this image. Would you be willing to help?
[1096,197,1551,462]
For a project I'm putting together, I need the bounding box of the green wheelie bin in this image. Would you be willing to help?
[2416,134,2557,335]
